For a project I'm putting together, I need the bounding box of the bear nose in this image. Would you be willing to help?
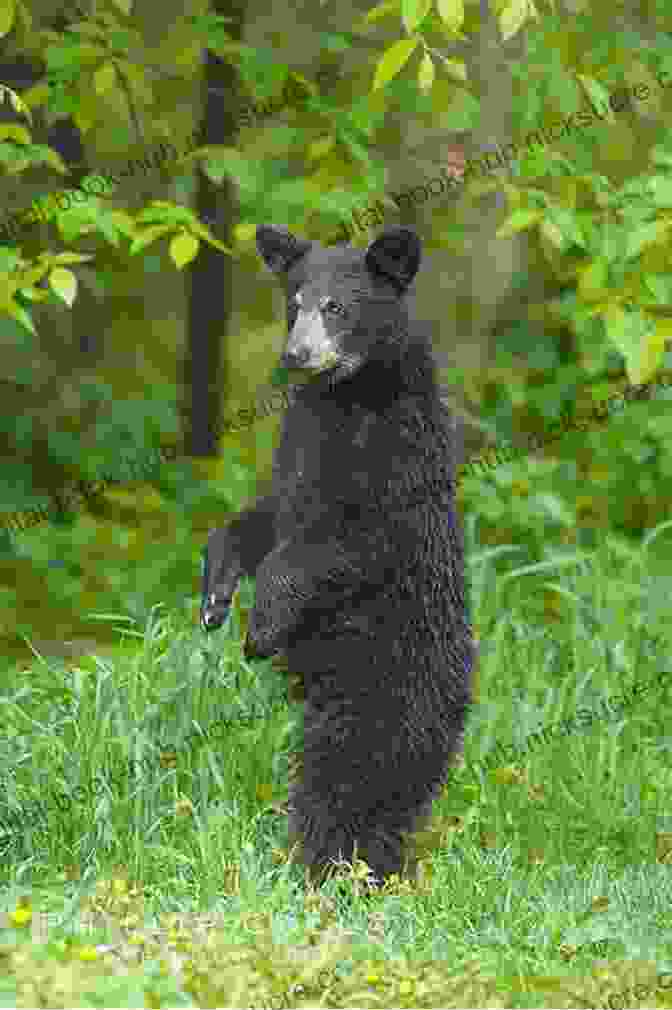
[281,347,311,368]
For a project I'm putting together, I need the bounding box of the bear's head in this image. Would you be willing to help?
[256,225,422,385]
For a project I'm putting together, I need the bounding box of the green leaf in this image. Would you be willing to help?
[363,0,400,23]
[0,85,32,123]
[575,73,616,123]
[634,320,670,385]
[197,147,257,189]
[498,0,529,41]
[267,178,312,208]
[441,57,467,83]
[318,32,357,53]
[128,226,175,255]
[648,175,672,208]
[0,124,31,144]
[650,145,672,169]
[402,0,431,34]
[372,38,419,91]
[0,0,16,38]
[107,28,139,52]
[169,232,200,269]
[602,303,644,380]
[496,208,543,238]
[578,258,609,301]
[3,298,36,334]
[237,45,290,102]
[437,0,465,34]
[136,202,196,226]
[626,220,672,259]
[308,135,337,161]
[269,366,292,387]
[418,51,435,93]
[545,206,586,248]
[540,216,566,249]
[48,267,77,307]
[50,252,94,266]
[643,273,672,304]
[336,127,371,166]
[93,61,117,96]
[430,82,480,129]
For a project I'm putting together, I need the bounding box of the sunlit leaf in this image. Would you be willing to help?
[0,124,31,144]
[48,267,77,306]
[233,223,257,243]
[540,217,565,248]
[626,219,672,259]
[169,231,200,268]
[496,208,543,238]
[128,226,175,255]
[418,52,435,93]
[602,303,640,379]
[0,0,15,38]
[308,135,336,160]
[441,57,467,82]
[93,62,118,96]
[402,0,431,33]
[498,0,529,40]
[437,0,465,34]
[576,73,615,123]
[363,0,400,23]
[50,252,94,265]
[0,84,31,122]
[372,38,419,91]
[632,319,671,385]
[2,298,36,333]
[578,258,609,302]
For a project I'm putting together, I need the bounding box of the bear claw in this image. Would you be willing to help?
[200,592,230,632]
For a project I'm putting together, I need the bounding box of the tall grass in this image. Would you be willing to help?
[1,520,671,1007]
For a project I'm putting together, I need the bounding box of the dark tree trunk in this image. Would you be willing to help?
[183,0,248,458]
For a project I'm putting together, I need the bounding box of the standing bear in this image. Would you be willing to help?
[201,224,474,886]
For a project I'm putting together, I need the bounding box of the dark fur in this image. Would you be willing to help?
[201,225,473,885]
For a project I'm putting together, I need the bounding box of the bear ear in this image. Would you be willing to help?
[256,225,311,275]
[364,227,421,294]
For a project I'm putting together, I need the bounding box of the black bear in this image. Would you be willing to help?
[201,224,474,886]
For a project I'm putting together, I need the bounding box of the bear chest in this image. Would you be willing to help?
[274,403,390,531]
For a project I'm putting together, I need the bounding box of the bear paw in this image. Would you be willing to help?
[243,610,279,659]
[200,591,231,632]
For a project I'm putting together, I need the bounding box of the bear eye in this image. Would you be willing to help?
[319,296,345,316]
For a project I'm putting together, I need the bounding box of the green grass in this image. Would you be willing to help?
[1,522,672,1008]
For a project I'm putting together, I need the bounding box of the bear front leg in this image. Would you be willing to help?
[244,536,369,658]
[200,495,277,632]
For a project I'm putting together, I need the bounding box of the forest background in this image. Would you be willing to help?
[0,0,671,667]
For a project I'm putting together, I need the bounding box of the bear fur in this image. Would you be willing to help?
[201,225,474,886]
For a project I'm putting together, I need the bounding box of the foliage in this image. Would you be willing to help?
[1,0,671,540]
[2,0,671,349]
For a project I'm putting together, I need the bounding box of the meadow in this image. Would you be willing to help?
[1,473,671,1007]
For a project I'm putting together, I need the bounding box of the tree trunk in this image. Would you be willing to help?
[183,0,248,458]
